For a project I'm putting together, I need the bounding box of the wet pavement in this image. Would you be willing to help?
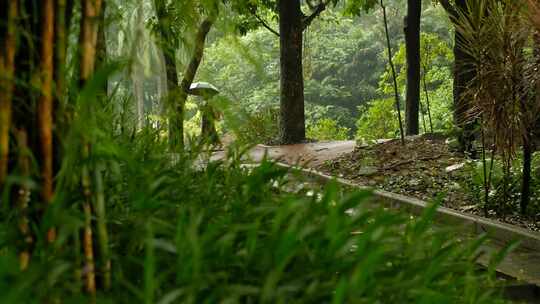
[212,140,357,166]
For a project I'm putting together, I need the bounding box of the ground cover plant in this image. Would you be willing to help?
[0,135,507,302]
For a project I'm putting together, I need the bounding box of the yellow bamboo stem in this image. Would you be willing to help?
[38,0,56,243]
[80,0,103,82]
[83,202,96,294]
[81,146,96,295]
[0,0,18,189]
[94,164,111,290]
[16,129,32,270]
[78,0,103,294]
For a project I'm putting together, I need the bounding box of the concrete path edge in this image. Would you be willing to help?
[274,162,540,254]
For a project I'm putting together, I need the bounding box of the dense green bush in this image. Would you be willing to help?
[307,118,350,141]
[356,98,399,140]
[0,131,505,302]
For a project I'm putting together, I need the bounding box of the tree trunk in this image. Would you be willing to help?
[163,51,179,141]
[453,0,476,152]
[156,49,167,129]
[0,0,18,189]
[153,0,178,148]
[174,17,214,151]
[278,0,305,144]
[404,0,421,136]
[454,32,475,150]
[440,0,476,152]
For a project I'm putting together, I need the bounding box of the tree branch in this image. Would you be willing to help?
[302,2,326,30]
[252,12,280,37]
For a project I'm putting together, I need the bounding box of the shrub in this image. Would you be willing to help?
[0,140,505,302]
[307,118,350,141]
[234,106,280,145]
[356,98,399,141]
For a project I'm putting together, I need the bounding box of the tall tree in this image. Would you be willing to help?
[278,0,305,143]
[404,0,421,135]
[153,1,216,151]
[439,0,476,152]
[278,0,329,143]
[233,0,330,144]
[153,0,182,150]
[175,16,215,150]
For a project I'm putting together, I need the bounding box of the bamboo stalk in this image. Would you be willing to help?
[81,144,96,295]
[79,0,103,295]
[74,229,82,288]
[94,163,110,290]
[55,0,68,105]
[38,0,56,243]
[56,0,75,137]
[80,0,103,82]
[16,129,32,270]
[0,0,18,189]
[82,200,96,294]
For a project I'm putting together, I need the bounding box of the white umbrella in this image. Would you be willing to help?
[189,82,219,97]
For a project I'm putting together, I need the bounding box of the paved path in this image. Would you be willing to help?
[212,140,356,166]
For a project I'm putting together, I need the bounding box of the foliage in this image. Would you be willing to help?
[307,118,351,140]
[453,0,540,214]
[233,106,280,145]
[0,134,505,302]
[184,98,203,137]
[464,152,540,215]
[356,98,399,140]
[379,32,454,134]
[199,1,452,139]
[343,0,379,16]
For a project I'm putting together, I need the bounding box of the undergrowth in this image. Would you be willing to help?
[0,127,506,303]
